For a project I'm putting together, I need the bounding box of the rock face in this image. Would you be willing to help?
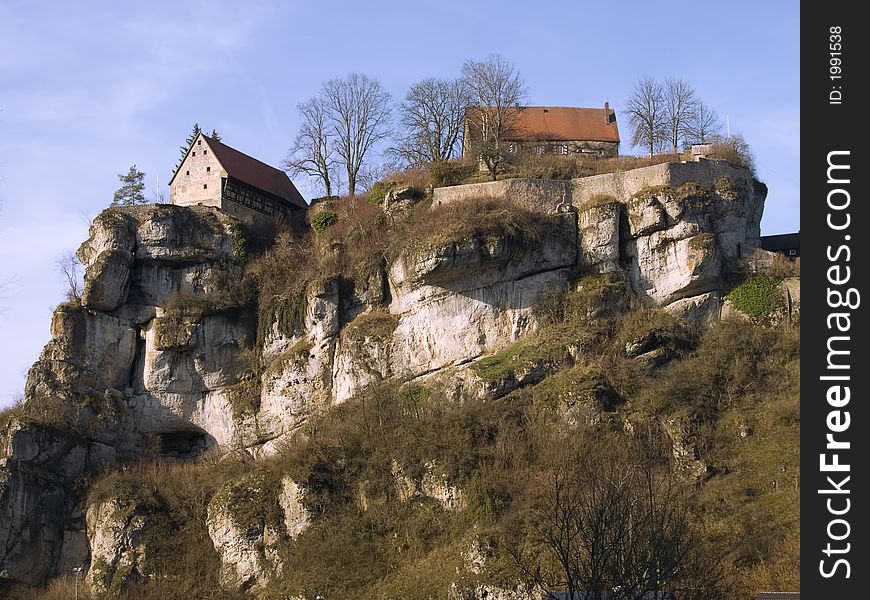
[86,494,153,596]
[0,160,772,592]
[436,160,768,322]
[0,420,87,585]
[206,474,309,592]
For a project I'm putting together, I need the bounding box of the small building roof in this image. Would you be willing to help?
[760,232,800,253]
[203,136,306,209]
[169,133,307,209]
[506,105,620,143]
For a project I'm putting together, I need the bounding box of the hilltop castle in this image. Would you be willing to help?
[169,132,306,232]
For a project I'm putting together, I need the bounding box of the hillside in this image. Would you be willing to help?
[0,160,798,599]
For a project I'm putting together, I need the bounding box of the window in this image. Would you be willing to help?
[197,140,202,146]
[185,170,189,176]
[555,144,568,155]
[206,166,211,172]
[203,184,208,189]
[535,145,544,155]
[508,143,517,154]
[192,151,196,156]
[789,249,797,256]
[203,150,208,155]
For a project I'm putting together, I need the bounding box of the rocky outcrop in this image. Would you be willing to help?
[388,213,577,378]
[436,161,767,323]
[0,160,772,591]
[0,420,87,585]
[206,473,309,592]
[391,460,466,511]
[86,492,155,596]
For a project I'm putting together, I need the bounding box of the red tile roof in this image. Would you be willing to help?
[467,105,620,144]
[203,136,306,209]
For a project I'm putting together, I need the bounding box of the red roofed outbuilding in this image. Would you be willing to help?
[169,132,306,233]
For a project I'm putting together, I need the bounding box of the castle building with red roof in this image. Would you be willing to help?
[169,132,306,231]
[463,103,620,160]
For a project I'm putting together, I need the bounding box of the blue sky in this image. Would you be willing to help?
[0,0,799,406]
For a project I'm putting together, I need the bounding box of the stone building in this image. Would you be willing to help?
[169,132,307,233]
[463,103,620,160]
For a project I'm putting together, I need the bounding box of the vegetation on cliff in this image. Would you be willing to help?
[19,274,797,600]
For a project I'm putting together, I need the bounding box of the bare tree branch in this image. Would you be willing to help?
[283,97,338,197]
[56,251,82,304]
[462,55,528,181]
[321,73,392,197]
[393,77,471,168]
[626,77,667,156]
[685,102,723,145]
[508,432,729,600]
[663,78,700,153]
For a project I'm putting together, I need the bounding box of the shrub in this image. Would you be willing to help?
[726,276,784,320]
[366,181,390,205]
[580,193,618,209]
[342,309,399,342]
[674,181,710,201]
[398,196,553,254]
[426,159,474,188]
[633,184,673,202]
[511,154,591,180]
[310,209,338,234]
[227,221,249,263]
[707,134,757,175]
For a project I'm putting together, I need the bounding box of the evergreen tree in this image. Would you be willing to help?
[112,165,146,206]
[210,129,222,142]
[179,123,201,162]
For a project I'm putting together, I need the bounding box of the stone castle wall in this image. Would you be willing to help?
[169,136,223,208]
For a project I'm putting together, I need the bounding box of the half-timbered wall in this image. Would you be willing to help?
[221,178,290,217]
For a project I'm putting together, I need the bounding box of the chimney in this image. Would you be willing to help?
[604,101,611,124]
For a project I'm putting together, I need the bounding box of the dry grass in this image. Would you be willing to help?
[398,195,554,253]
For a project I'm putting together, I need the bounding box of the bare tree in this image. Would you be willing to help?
[663,78,700,153]
[321,73,392,197]
[393,77,471,167]
[56,251,82,304]
[462,55,528,181]
[685,102,722,144]
[626,77,667,156]
[508,433,728,600]
[284,97,338,198]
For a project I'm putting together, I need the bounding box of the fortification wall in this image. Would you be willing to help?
[433,160,760,213]
[570,160,759,206]
[432,178,572,213]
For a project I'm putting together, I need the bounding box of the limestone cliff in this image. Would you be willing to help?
[0,160,792,597]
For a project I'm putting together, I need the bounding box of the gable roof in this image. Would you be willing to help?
[509,106,620,143]
[203,136,306,208]
[169,133,307,209]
